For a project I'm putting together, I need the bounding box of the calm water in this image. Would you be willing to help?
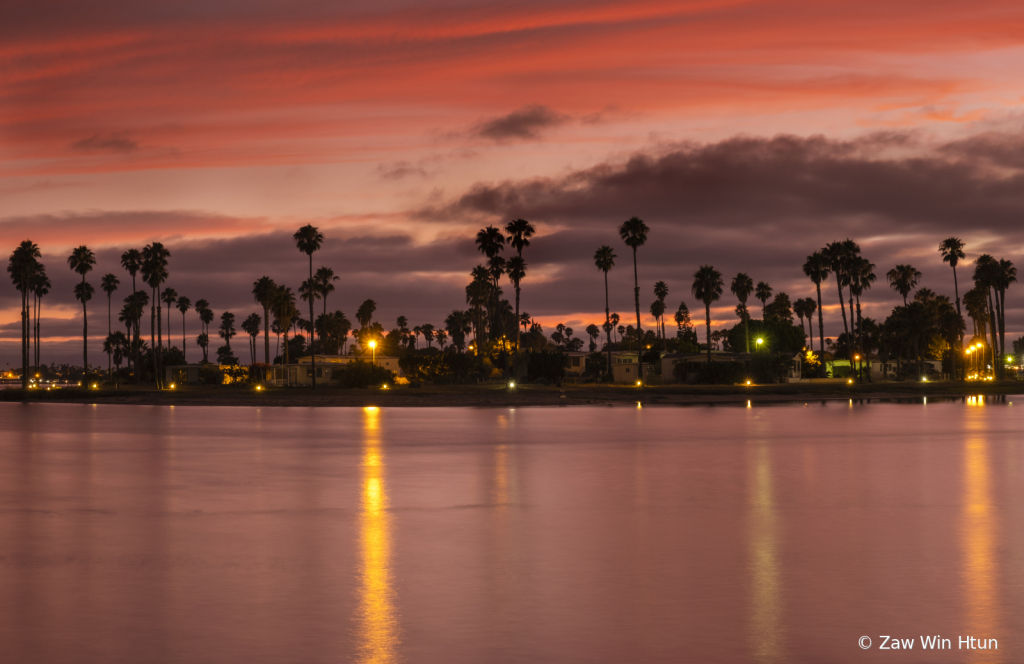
[1,400,1022,663]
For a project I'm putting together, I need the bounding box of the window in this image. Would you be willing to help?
[571,357,581,367]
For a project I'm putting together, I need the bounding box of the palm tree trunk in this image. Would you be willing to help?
[856,296,868,382]
[952,266,963,379]
[631,247,643,379]
[744,304,750,353]
[309,255,316,389]
[836,277,849,350]
[263,305,270,363]
[513,283,521,380]
[604,271,612,380]
[182,314,187,363]
[997,287,1006,364]
[151,287,157,385]
[986,287,998,379]
[82,296,88,376]
[156,296,163,388]
[704,302,711,364]
[36,294,42,370]
[21,287,28,389]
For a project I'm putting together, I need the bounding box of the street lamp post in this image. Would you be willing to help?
[369,340,377,367]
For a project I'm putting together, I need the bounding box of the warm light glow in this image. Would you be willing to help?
[847,379,852,384]
[256,385,263,391]
[508,381,515,388]
[636,380,642,386]
[756,338,763,345]
[382,384,388,389]
[170,383,176,389]
[746,380,751,385]
[368,340,377,349]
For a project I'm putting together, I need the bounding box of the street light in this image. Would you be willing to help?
[756,338,764,350]
[368,340,377,366]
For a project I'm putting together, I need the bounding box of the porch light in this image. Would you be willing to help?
[508,381,515,388]
[847,379,853,384]
[746,380,751,385]
[170,383,176,389]
[256,385,263,391]
[636,380,642,386]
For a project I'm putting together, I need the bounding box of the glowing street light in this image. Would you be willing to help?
[508,381,516,389]
[368,340,377,366]
[756,338,764,350]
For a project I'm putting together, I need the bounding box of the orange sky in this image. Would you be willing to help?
[3,0,1024,362]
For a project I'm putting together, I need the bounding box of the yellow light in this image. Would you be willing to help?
[508,381,515,388]
[756,338,763,345]
[382,384,388,390]
[368,340,376,349]
[746,380,751,385]
[921,377,927,382]
[636,380,642,386]
[256,385,263,391]
[170,383,176,389]
[854,355,860,361]
[91,383,97,389]
[847,379,853,384]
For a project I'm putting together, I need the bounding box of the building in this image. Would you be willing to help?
[264,354,403,387]
[660,351,803,383]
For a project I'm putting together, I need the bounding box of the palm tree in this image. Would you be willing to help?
[120,248,143,379]
[802,298,818,346]
[506,256,527,376]
[7,240,41,388]
[938,237,966,357]
[802,251,831,358]
[101,274,120,377]
[654,280,669,349]
[176,296,191,362]
[241,313,261,364]
[650,299,666,348]
[973,255,1000,377]
[356,299,376,330]
[731,273,754,352]
[293,224,324,387]
[31,268,50,370]
[593,245,616,378]
[272,286,298,368]
[299,278,321,347]
[794,298,807,340]
[219,312,237,352]
[68,245,96,375]
[995,259,1016,365]
[315,267,338,346]
[421,323,436,348]
[252,277,277,363]
[754,281,772,318]
[158,288,176,350]
[886,264,921,306]
[142,243,170,387]
[851,258,876,382]
[444,310,472,353]
[618,217,649,378]
[692,265,724,364]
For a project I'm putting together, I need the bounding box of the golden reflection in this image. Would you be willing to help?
[749,443,782,663]
[961,431,1000,660]
[357,406,398,663]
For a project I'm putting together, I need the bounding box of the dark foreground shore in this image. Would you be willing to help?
[3,381,1021,407]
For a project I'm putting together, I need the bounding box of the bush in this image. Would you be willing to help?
[399,350,478,384]
[750,354,791,383]
[526,350,567,383]
[689,362,747,385]
[332,360,394,388]
[199,363,225,385]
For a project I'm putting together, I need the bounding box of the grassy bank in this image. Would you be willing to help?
[3,380,1022,408]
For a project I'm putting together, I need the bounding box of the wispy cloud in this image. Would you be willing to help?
[472,105,569,141]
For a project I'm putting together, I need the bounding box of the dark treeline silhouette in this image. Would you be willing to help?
[4,220,1019,387]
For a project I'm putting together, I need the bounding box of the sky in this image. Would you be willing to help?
[3,0,1024,365]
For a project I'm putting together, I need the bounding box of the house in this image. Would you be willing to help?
[263,354,404,386]
[661,351,751,383]
[612,361,657,384]
[565,351,589,376]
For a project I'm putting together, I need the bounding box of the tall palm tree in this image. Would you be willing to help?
[31,267,50,370]
[272,286,298,369]
[293,224,324,388]
[886,264,921,306]
[593,245,616,378]
[120,248,143,380]
[252,276,277,363]
[802,251,831,358]
[794,298,807,340]
[68,245,96,375]
[7,240,41,388]
[754,281,772,317]
[802,298,818,346]
[242,313,261,364]
[850,257,876,382]
[618,216,649,378]
[972,255,1000,378]
[161,288,177,345]
[506,256,527,377]
[938,237,966,358]
[142,243,170,387]
[995,259,1016,364]
[731,273,754,352]
[654,280,669,349]
[176,296,191,362]
[692,265,724,364]
[315,267,338,346]
[219,312,237,351]
[649,299,666,348]
[101,274,120,377]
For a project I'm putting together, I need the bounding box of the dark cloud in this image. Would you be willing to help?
[377,160,430,180]
[472,105,569,141]
[71,133,139,153]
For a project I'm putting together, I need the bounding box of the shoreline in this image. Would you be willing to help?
[2,382,1021,408]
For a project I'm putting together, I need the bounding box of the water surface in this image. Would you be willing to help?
[1,400,1021,663]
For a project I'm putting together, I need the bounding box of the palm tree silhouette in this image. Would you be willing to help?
[161,287,177,346]
[654,280,669,349]
[31,268,50,370]
[938,237,966,376]
[886,264,921,306]
[120,248,143,380]
[754,281,772,318]
[252,276,277,363]
[731,273,753,352]
[802,252,831,360]
[692,265,724,364]
[506,256,527,376]
[618,217,649,379]
[101,274,119,377]
[851,258,876,382]
[293,224,324,387]
[142,243,170,387]
[68,245,96,375]
[505,219,535,375]
[241,313,261,364]
[7,240,41,388]
[994,259,1016,365]
[593,245,616,378]
[315,267,338,346]
[176,296,191,362]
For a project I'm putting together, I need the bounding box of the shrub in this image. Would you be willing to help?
[526,350,567,383]
[750,354,791,383]
[332,360,394,388]
[399,350,478,384]
[689,362,747,385]
[199,363,225,385]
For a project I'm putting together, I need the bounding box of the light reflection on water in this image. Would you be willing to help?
[0,399,1021,663]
